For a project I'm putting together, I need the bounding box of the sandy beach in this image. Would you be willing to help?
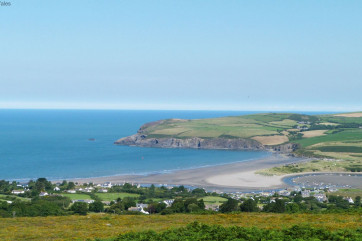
[66,153,312,192]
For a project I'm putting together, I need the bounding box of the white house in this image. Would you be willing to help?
[11,190,24,195]
[72,199,94,204]
[39,192,48,197]
[102,182,112,188]
[67,190,77,194]
[98,189,108,193]
[54,187,60,191]
[163,199,174,207]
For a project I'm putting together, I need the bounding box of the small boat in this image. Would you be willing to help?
[88,138,96,141]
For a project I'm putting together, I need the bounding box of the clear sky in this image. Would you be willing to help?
[1,0,361,111]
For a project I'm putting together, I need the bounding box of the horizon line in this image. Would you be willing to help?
[0,107,359,113]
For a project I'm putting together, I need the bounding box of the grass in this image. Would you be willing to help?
[294,129,362,148]
[61,193,93,200]
[332,189,362,199]
[199,196,227,205]
[312,146,362,153]
[0,213,360,240]
[95,192,140,201]
[0,194,31,202]
[141,113,313,139]
[256,159,361,176]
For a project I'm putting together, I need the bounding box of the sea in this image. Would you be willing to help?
[0,109,331,182]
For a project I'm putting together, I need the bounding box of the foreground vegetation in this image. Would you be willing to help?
[1,213,361,240]
[114,222,362,241]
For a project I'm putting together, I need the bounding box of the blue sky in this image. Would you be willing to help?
[1,0,361,111]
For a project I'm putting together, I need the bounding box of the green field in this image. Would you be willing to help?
[143,113,304,139]
[95,192,140,201]
[199,196,227,205]
[62,193,93,200]
[294,129,362,148]
[0,194,31,202]
[134,112,362,164]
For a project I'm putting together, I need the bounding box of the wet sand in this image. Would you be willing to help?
[66,153,312,192]
[284,173,362,189]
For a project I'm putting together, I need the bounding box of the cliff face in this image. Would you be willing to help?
[115,134,265,150]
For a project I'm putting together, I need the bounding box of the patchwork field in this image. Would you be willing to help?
[95,192,140,201]
[1,213,360,240]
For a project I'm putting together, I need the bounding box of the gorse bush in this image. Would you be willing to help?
[114,222,362,241]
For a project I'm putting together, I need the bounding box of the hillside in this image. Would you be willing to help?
[115,112,362,162]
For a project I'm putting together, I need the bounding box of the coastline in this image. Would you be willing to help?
[65,153,312,192]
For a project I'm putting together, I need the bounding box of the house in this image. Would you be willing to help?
[163,199,174,207]
[278,190,291,197]
[301,190,310,198]
[102,182,112,188]
[98,189,108,193]
[84,187,94,193]
[128,204,149,214]
[205,204,219,211]
[39,192,48,197]
[313,193,327,203]
[54,187,60,191]
[345,197,354,204]
[72,199,94,204]
[67,190,76,194]
[102,201,111,205]
[136,203,148,209]
[11,190,24,195]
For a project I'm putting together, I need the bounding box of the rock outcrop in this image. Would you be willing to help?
[115,134,265,150]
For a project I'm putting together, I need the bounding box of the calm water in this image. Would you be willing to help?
[0,110,331,181]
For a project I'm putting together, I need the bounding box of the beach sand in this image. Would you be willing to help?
[66,153,312,192]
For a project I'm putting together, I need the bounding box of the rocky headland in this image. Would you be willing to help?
[114,120,299,153]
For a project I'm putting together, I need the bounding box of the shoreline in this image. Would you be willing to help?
[64,153,313,192]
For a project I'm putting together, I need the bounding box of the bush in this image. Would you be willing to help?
[70,202,88,215]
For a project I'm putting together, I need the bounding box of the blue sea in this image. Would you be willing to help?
[0,110,331,182]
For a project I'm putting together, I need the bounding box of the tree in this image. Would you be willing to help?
[187,203,200,213]
[34,178,53,192]
[191,188,206,196]
[220,198,239,213]
[89,201,104,213]
[70,202,88,215]
[286,203,300,213]
[67,182,75,190]
[240,199,259,212]
[354,196,361,207]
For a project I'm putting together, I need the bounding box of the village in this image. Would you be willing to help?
[3,178,358,215]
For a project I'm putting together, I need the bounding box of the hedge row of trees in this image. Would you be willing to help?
[218,194,362,214]
[115,222,362,241]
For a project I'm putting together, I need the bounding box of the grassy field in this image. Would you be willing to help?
[135,112,362,164]
[256,159,361,176]
[199,196,227,205]
[333,189,362,199]
[96,192,140,201]
[143,113,301,140]
[0,194,31,202]
[0,213,360,240]
[61,193,93,200]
